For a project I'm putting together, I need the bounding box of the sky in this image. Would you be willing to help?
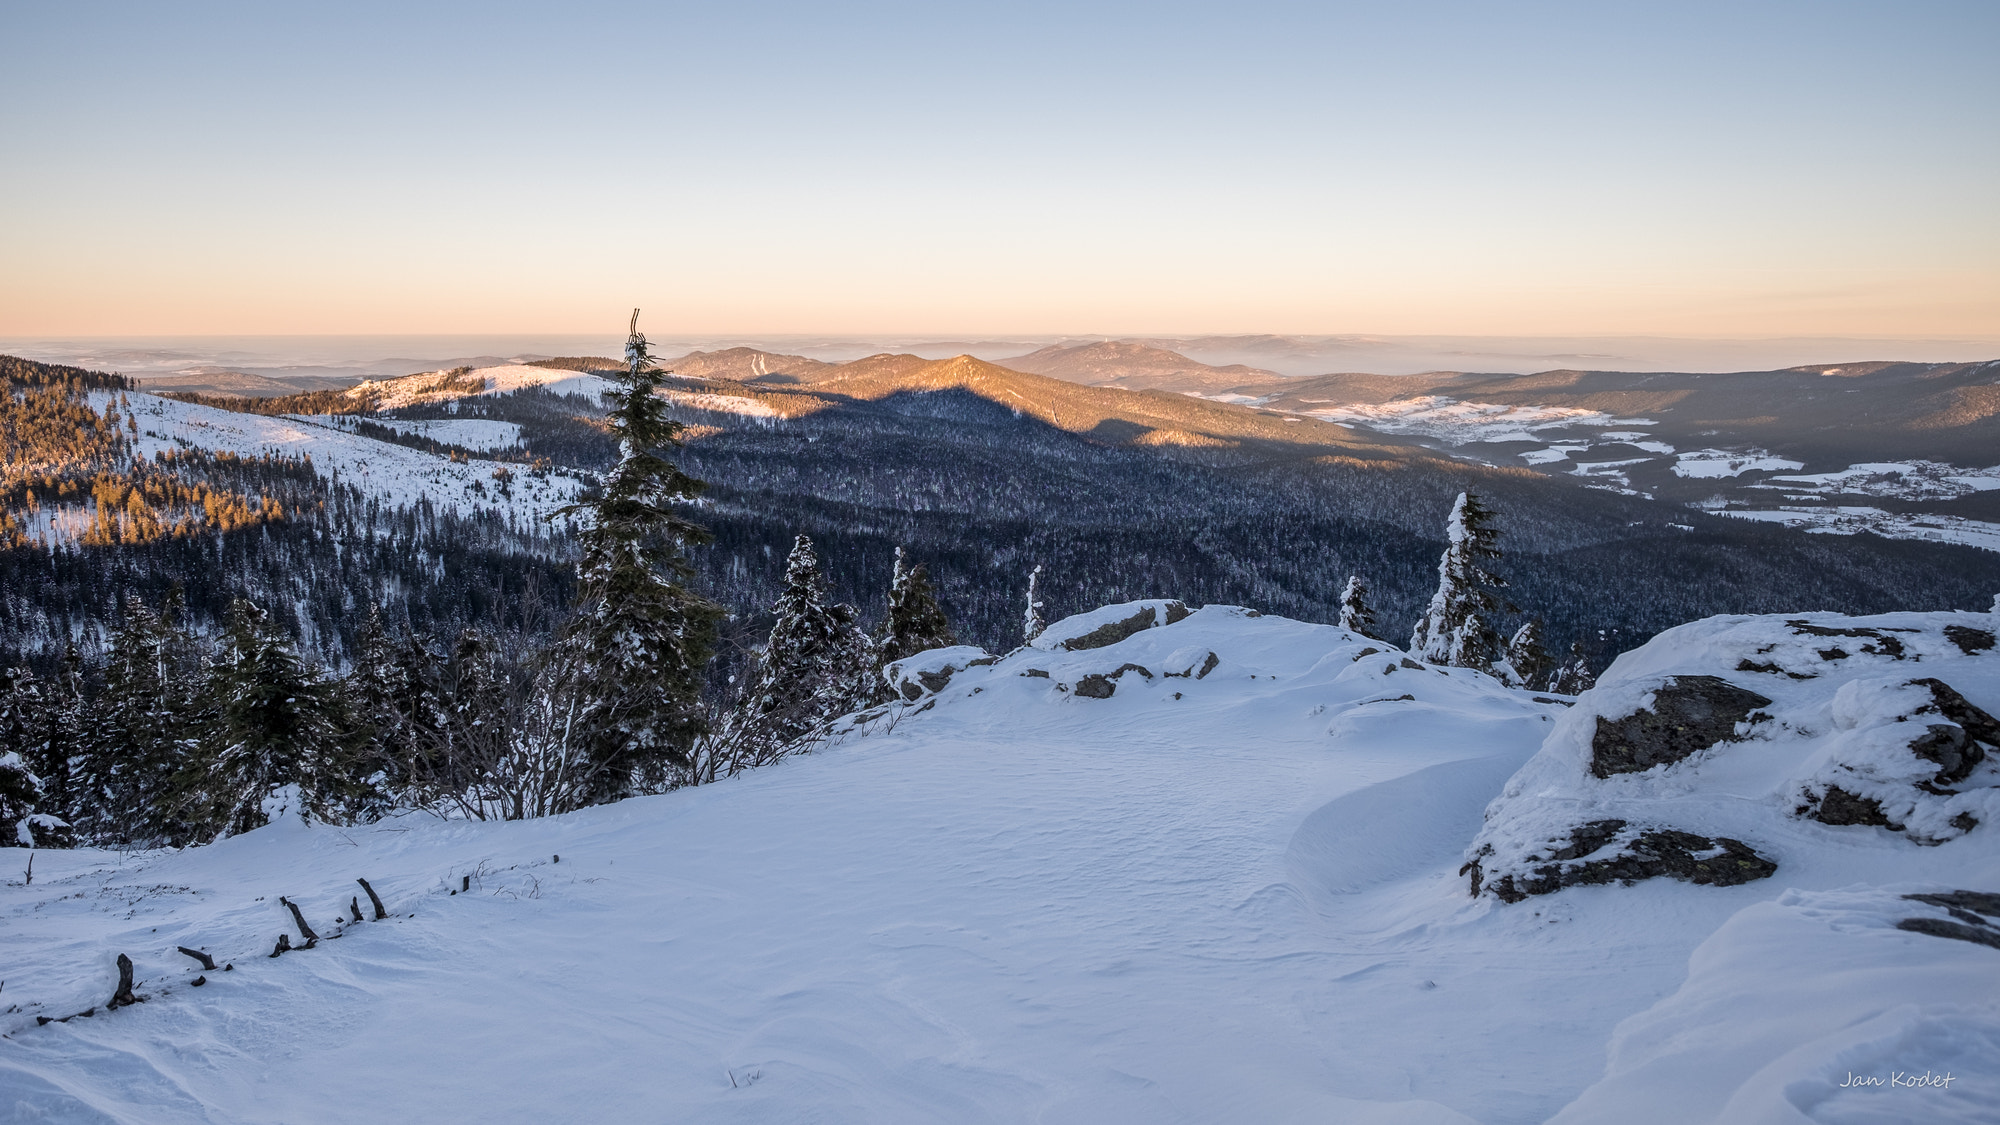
[3,1,1996,340]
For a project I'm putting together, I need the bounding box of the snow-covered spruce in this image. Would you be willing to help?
[872,547,956,679]
[548,312,723,802]
[726,535,875,753]
[1022,563,1046,645]
[1463,609,2000,902]
[1408,491,1509,670]
[1336,574,1377,640]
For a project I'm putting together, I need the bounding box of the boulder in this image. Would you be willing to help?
[1465,820,1777,903]
[1589,676,1772,778]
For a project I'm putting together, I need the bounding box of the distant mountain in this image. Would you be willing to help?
[806,353,1406,458]
[999,341,1282,394]
[659,347,838,384]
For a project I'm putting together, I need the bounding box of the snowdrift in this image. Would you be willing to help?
[3,602,1997,1124]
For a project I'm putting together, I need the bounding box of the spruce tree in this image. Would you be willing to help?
[181,599,366,839]
[21,646,85,828]
[1409,492,1509,669]
[0,668,46,844]
[1023,564,1046,644]
[345,604,443,804]
[875,547,956,670]
[78,595,196,844]
[1337,575,1378,639]
[1505,618,1552,689]
[734,535,875,751]
[437,627,511,808]
[552,310,723,802]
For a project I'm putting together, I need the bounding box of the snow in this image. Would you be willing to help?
[663,391,781,418]
[4,603,1997,1122]
[359,365,612,409]
[356,418,525,451]
[117,392,590,521]
[1553,886,2000,1124]
[1767,461,2000,502]
[1672,449,1806,479]
[1715,506,2000,553]
[1301,397,1623,444]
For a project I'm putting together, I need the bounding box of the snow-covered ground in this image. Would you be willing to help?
[116,393,589,520]
[4,602,1996,1123]
[356,418,525,452]
[1765,461,2000,501]
[1672,449,1805,479]
[1715,506,2000,553]
[1303,396,1633,444]
[663,391,781,418]
[358,365,612,409]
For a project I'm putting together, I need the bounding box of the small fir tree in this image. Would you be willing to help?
[551,310,723,803]
[76,594,197,844]
[1505,618,1552,689]
[1409,492,1509,669]
[1337,575,1378,639]
[875,547,956,671]
[344,605,443,804]
[180,599,366,839]
[0,668,46,844]
[20,646,85,827]
[1023,564,1047,645]
[734,535,876,752]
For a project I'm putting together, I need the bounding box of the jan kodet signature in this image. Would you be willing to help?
[1839,1071,1957,1090]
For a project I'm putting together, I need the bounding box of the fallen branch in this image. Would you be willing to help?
[350,896,364,923]
[278,896,321,943]
[357,877,387,920]
[270,934,291,958]
[177,946,218,971]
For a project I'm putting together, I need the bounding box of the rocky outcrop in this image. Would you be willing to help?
[1798,676,1997,842]
[1071,663,1154,699]
[883,647,998,701]
[1464,608,1999,903]
[1896,890,2000,950]
[1589,676,1772,778]
[1463,821,1777,903]
[1060,602,1191,651]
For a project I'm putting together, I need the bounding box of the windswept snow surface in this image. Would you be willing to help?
[4,604,1997,1123]
[119,392,589,520]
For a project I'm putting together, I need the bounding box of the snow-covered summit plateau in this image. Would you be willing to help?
[4,602,1997,1123]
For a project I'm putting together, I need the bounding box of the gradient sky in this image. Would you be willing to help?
[4,1,1996,338]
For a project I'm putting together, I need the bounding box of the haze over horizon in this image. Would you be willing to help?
[4,2,1995,339]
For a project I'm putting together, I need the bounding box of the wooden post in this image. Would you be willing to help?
[109,954,138,1008]
[278,896,320,943]
[357,877,388,920]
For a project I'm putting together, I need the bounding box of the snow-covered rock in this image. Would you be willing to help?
[1465,610,2000,903]
[879,645,995,701]
[1028,598,1195,652]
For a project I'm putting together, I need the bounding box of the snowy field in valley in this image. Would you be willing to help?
[112,393,590,521]
[4,602,1996,1123]
[1302,396,1631,444]
[1716,506,2000,553]
[356,418,525,452]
